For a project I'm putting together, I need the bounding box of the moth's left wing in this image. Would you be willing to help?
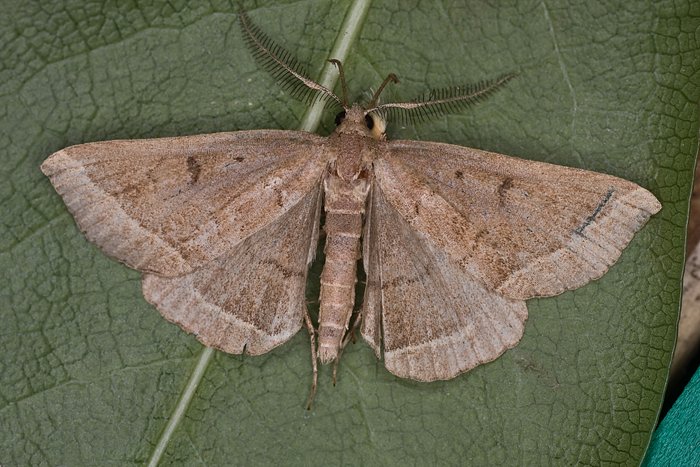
[142,181,323,355]
[361,183,528,380]
[375,140,661,300]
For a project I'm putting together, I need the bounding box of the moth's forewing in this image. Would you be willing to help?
[41,131,328,276]
[377,140,661,300]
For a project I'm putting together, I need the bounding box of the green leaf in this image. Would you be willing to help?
[0,0,695,464]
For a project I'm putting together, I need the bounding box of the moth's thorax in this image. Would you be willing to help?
[323,173,370,211]
[330,105,381,181]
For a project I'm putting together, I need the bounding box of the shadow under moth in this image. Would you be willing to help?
[41,9,661,406]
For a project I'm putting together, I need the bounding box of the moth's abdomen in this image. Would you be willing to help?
[318,174,369,363]
[318,222,360,363]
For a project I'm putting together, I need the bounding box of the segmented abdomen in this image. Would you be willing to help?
[318,174,368,363]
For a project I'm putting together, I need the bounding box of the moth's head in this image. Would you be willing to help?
[334,106,387,141]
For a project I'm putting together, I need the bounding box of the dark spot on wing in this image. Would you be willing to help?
[497,177,513,205]
[187,155,201,184]
[223,156,245,169]
[383,275,419,289]
[454,170,464,179]
[273,186,284,207]
[575,188,615,235]
[474,228,489,244]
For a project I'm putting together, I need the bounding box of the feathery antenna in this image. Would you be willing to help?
[328,59,349,108]
[368,73,517,125]
[239,7,515,128]
[238,9,342,108]
[367,73,400,108]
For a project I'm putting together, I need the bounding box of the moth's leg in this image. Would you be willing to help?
[345,277,366,346]
[332,311,363,385]
[303,310,318,410]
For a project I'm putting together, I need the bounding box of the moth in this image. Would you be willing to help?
[41,10,661,404]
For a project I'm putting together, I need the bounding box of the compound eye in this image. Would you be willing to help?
[334,110,346,126]
[365,112,387,140]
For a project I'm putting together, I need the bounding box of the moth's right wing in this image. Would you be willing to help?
[41,130,329,276]
[143,182,323,355]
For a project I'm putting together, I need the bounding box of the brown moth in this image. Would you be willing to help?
[41,10,661,404]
